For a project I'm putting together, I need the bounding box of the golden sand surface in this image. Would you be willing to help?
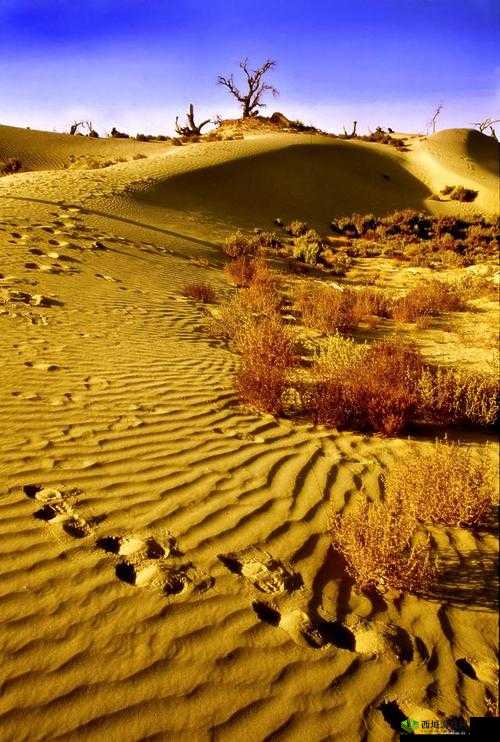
[0,124,498,740]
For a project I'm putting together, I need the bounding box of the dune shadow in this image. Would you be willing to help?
[423,547,498,610]
[134,141,433,231]
[464,129,500,178]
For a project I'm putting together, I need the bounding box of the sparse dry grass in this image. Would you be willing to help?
[418,366,498,427]
[223,231,258,258]
[329,494,434,593]
[328,210,498,265]
[208,259,498,435]
[392,279,465,322]
[224,256,257,287]
[235,314,297,413]
[208,259,282,341]
[353,287,392,319]
[182,282,217,303]
[309,336,423,434]
[383,440,496,527]
[294,283,358,333]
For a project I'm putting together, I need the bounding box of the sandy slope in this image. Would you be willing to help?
[0,126,498,740]
[0,124,172,172]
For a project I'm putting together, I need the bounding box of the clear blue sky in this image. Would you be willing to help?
[1,0,498,135]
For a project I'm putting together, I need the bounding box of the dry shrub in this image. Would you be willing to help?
[320,249,352,275]
[294,283,358,333]
[441,185,478,202]
[224,256,257,287]
[235,315,297,413]
[310,337,423,434]
[206,293,253,342]
[353,287,392,319]
[208,261,282,341]
[286,220,309,237]
[239,278,282,317]
[383,439,495,527]
[223,231,258,258]
[418,366,498,427]
[182,282,217,303]
[0,157,22,175]
[329,495,434,593]
[392,279,465,322]
[292,236,321,265]
[255,231,282,248]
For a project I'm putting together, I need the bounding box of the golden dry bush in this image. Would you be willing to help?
[224,256,257,287]
[235,315,297,413]
[310,337,423,435]
[383,440,496,527]
[223,230,258,258]
[294,282,358,333]
[392,279,465,322]
[208,261,283,341]
[418,366,498,427]
[329,495,434,593]
[182,282,217,303]
[353,287,392,320]
[205,292,254,342]
[286,220,309,237]
[0,157,22,175]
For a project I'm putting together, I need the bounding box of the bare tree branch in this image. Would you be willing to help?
[472,118,500,135]
[342,121,358,138]
[426,103,443,135]
[217,58,278,118]
[174,103,211,137]
[69,121,85,135]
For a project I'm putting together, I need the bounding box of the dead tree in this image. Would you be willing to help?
[342,121,358,138]
[472,118,500,139]
[85,121,99,138]
[217,58,278,118]
[69,121,85,135]
[427,104,443,134]
[175,104,211,137]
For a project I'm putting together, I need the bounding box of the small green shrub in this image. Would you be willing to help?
[293,236,321,264]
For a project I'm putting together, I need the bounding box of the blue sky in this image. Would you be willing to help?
[1,0,498,135]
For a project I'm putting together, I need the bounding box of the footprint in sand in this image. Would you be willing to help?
[252,604,413,658]
[23,484,96,539]
[97,532,213,597]
[84,376,109,391]
[4,289,61,307]
[344,616,414,662]
[24,361,61,372]
[252,602,355,650]
[219,547,303,594]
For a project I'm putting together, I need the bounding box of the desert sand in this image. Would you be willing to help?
[0,123,498,740]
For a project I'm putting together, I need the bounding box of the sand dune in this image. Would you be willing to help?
[0,125,498,739]
[0,124,171,172]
